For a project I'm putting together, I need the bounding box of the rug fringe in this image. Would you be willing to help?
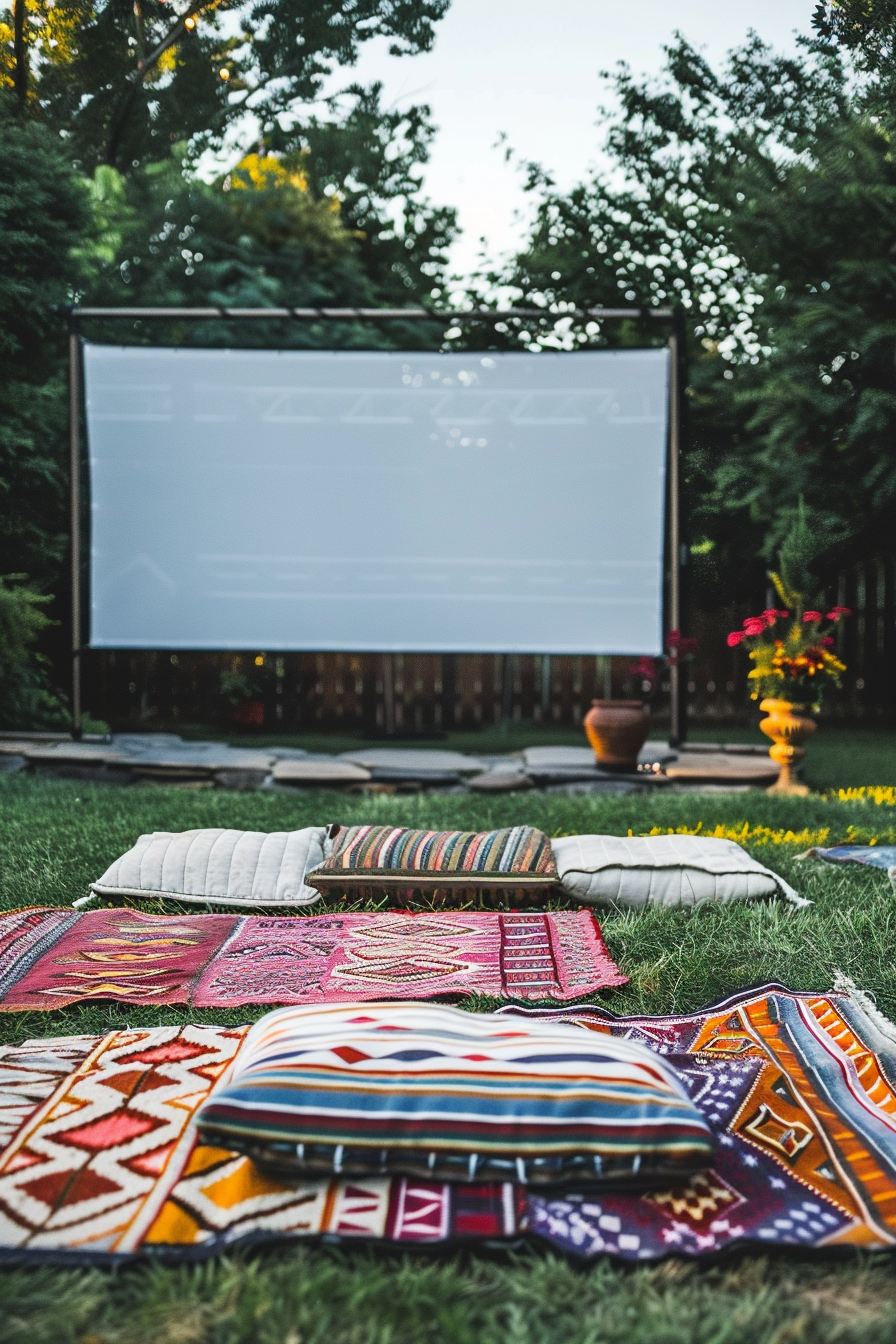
[833,970,896,1045]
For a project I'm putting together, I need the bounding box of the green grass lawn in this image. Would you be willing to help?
[2,773,896,1343]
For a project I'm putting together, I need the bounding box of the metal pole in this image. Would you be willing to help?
[668,325,684,746]
[70,305,675,322]
[68,315,83,740]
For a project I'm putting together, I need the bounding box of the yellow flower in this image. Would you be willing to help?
[227,152,310,194]
[827,786,896,807]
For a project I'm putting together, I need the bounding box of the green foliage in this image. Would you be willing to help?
[0,104,88,727]
[0,574,52,665]
[488,31,896,601]
[76,84,456,340]
[775,499,822,604]
[0,577,67,728]
[814,0,896,106]
[0,105,89,586]
[1,0,450,172]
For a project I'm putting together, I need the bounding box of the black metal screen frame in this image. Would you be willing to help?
[67,304,684,741]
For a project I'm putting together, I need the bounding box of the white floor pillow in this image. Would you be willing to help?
[79,827,327,909]
[550,834,807,908]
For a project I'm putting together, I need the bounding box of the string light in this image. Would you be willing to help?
[184,15,196,29]
[219,66,230,80]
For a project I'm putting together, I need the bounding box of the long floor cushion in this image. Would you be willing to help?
[307,824,557,902]
[84,827,328,909]
[551,834,806,908]
[195,1000,714,1187]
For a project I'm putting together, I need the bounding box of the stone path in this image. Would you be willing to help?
[0,733,779,793]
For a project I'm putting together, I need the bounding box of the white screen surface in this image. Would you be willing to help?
[84,345,669,653]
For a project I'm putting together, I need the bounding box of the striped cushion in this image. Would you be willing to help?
[308,825,557,901]
[196,1002,713,1187]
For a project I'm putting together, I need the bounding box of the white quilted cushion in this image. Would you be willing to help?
[550,834,807,908]
[83,828,327,909]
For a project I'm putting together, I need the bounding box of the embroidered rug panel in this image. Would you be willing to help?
[515,983,896,1258]
[0,1026,522,1258]
[0,907,625,1010]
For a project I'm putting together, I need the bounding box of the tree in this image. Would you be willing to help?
[75,82,456,349]
[0,0,450,172]
[0,105,89,587]
[813,0,896,101]
[487,33,896,605]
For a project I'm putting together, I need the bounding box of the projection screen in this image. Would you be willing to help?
[84,345,669,654]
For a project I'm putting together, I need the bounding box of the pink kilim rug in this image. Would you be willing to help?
[0,906,626,1009]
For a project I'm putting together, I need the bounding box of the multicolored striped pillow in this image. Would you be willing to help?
[307,825,557,903]
[196,1002,713,1188]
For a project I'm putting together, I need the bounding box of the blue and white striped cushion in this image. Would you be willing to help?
[196,1002,713,1187]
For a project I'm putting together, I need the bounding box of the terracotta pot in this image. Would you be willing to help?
[759,697,816,796]
[229,699,265,729]
[583,699,650,771]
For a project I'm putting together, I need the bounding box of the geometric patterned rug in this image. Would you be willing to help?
[1,983,896,1262]
[517,982,896,1258]
[0,906,625,1010]
[0,1024,523,1260]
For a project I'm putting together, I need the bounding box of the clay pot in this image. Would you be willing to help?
[583,699,650,772]
[759,698,816,796]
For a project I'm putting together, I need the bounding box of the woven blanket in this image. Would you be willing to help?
[0,1024,525,1260]
[518,982,896,1258]
[0,906,624,1010]
[2,984,896,1263]
[800,844,896,885]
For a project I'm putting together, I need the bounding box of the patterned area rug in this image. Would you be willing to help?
[0,906,624,1009]
[1,983,896,1262]
[0,1025,523,1259]
[801,845,896,882]
[520,983,896,1258]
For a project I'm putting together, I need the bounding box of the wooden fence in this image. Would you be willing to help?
[81,559,895,734]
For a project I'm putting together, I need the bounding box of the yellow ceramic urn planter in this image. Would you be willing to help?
[759,698,817,796]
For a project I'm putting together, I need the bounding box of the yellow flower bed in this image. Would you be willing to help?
[825,787,896,806]
[638,816,895,846]
[638,822,831,847]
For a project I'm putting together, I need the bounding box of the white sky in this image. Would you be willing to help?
[341,0,817,283]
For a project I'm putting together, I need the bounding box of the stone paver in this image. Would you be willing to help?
[664,751,777,784]
[467,771,534,793]
[339,748,485,774]
[272,759,371,785]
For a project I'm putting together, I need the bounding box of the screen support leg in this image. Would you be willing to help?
[68,315,83,741]
[668,318,686,747]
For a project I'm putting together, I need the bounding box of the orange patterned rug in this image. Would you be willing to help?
[1,983,896,1261]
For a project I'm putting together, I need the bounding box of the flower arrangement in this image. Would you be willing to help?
[727,593,849,707]
[629,630,699,699]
